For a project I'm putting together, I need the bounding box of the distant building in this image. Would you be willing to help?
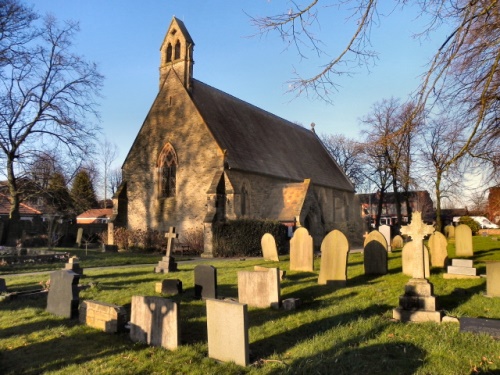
[357,191,434,226]
[76,208,113,224]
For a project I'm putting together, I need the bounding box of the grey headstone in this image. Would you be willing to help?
[194,265,217,299]
[0,278,6,293]
[130,296,179,350]
[155,279,183,295]
[452,259,473,268]
[46,270,80,319]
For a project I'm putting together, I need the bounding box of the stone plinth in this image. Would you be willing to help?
[79,300,127,333]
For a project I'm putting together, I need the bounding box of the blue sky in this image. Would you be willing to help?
[28,1,448,168]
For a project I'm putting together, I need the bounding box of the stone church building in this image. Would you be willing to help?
[112,17,360,255]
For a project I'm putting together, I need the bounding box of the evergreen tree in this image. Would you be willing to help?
[71,170,98,214]
[47,172,73,214]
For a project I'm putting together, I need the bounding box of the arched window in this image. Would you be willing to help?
[166,43,172,62]
[174,40,181,60]
[158,143,177,198]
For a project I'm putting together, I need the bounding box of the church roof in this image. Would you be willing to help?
[190,79,354,191]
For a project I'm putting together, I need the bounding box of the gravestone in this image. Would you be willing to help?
[455,224,473,257]
[460,317,500,339]
[402,241,430,278]
[155,279,183,295]
[194,265,217,299]
[428,232,448,268]
[79,300,128,333]
[0,278,7,293]
[379,225,392,252]
[46,270,80,319]
[289,227,314,272]
[130,296,179,350]
[76,227,83,247]
[485,261,500,297]
[261,233,279,261]
[444,224,455,239]
[254,265,285,281]
[443,259,478,279]
[363,230,388,275]
[318,229,349,286]
[64,256,83,275]
[206,298,249,367]
[393,212,441,323]
[391,235,404,249]
[154,227,179,273]
[238,267,280,308]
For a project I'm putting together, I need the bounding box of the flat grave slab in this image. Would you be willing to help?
[460,317,500,339]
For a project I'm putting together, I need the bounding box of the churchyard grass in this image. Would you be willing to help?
[1,236,500,374]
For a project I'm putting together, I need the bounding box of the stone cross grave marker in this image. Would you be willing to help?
[155,227,179,273]
[402,241,430,278]
[455,224,473,257]
[46,270,80,319]
[318,229,349,286]
[400,212,434,279]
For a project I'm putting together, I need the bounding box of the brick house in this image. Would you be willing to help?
[113,17,360,255]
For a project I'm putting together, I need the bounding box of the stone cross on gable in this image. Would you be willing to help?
[165,227,179,257]
[400,212,435,279]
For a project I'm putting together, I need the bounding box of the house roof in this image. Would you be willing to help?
[0,193,42,216]
[190,79,354,191]
[77,208,113,220]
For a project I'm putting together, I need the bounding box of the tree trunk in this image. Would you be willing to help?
[434,173,443,233]
[6,156,21,244]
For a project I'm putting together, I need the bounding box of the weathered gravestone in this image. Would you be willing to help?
[46,270,80,319]
[402,241,430,278]
[460,317,500,339]
[206,298,249,367]
[289,227,314,272]
[238,267,280,308]
[443,259,478,279]
[391,235,404,249]
[455,224,473,257]
[363,230,388,275]
[428,232,448,268]
[444,224,455,239]
[254,265,285,281]
[194,265,217,299]
[155,279,183,295]
[79,300,128,333]
[130,296,179,350]
[379,225,392,252]
[393,212,441,323]
[318,229,349,286]
[261,233,279,261]
[65,256,83,275]
[155,227,178,273]
[0,278,7,293]
[485,261,500,297]
[76,227,83,247]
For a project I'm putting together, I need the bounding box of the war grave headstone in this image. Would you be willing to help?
[289,227,314,272]
[79,300,128,333]
[238,267,280,309]
[194,265,217,299]
[64,256,83,275]
[485,261,500,297]
[363,230,388,275]
[428,232,448,268]
[402,241,430,278]
[155,279,183,295]
[460,317,500,339]
[444,224,455,239]
[391,235,404,249]
[206,298,249,367]
[46,270,80,319]
[130,296,179,350]
[455,224,473,257]
[254,265,286,281]
[154,227,178,273]
[318,229,349,286]
[443,259,479,279]
[0,278,7,293]
[261,233,280,261]
[379,224,392,252]
[393,212,441,323]
[76,227,83,247]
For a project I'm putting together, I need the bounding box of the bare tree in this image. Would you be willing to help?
[98,140,118,206]
[109,167,123,197]
[320,133,364,189]
[0,2,103,242]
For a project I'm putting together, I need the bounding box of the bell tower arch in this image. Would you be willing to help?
[159,17,194,90]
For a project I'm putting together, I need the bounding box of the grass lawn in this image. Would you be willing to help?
[1,236,500,374]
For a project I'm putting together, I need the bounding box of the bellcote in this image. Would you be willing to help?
[159,17,194,90]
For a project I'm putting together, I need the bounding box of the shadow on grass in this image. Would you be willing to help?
[437,282,485,311]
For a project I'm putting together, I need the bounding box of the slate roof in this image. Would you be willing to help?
[190,79,354,191]
[0,193,42,216]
